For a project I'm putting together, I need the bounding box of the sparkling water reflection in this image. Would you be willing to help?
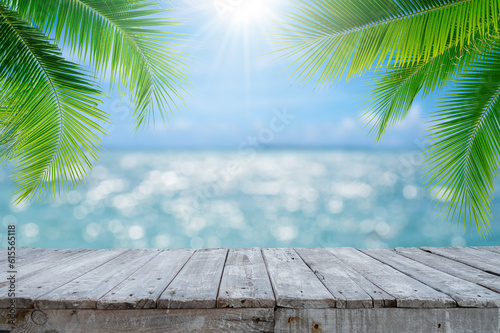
[0,150,499,249]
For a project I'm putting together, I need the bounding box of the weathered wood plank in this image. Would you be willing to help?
[0,248,62,286]
[217,248,275,308]
[1,245,498,333]
[275,308,500,333]
[97,249,194,309]
[0,247,54,264]
[396,247,500,294]
[473,246,500,255]
[361,249,500,307]
[17,248,81,264]
[158,248,228,309]
[0,249,128,309]
[0,248,81,269]
[296,248,393,309]
[16,248,90,271]
[328,248,455,308]
[262,248,336,308]
[454,247,500,265]
[35,249,159,309]
[0,249,95,289]
[0,308,274,333]
[422,246,500,275]
[15,248,89,275]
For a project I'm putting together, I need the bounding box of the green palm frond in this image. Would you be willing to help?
[364,37,487,141]
[273,0,499,84]
[0,4,107,203]
[425,39,500,233]
[10,0,191,128]
[275,0,500,233]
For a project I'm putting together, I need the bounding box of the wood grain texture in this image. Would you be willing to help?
[296,248,387,309]
[361,249,500,307]
[422,247,500,275]
[396,247,500,294]
[328,248,455,308]
[16,248,81,267]
[34,249,158,309]
[0,249,128,309]
[262,248,336,308]
[275,308,500,333]
[1,245,499,333]
[217,248,275,308]
[0,308,274,333]
[0,247,54,264]
[0,247,55,287]
[0,248,91,287]
[454,247,500,265]
[98,249,194,309]
[473,246,500,255]
[158,248,228,309]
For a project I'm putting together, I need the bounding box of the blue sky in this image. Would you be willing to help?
[102,0,427,149]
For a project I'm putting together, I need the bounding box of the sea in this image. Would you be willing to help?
[1,149,499,249]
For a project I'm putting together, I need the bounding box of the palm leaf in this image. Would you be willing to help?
[364,35,489,140]
[273,0,499,84]
[425,37,500,233]
[9,0,191,128]
[0,4,107,203]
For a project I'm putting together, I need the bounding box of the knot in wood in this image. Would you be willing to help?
[31,310,47,325]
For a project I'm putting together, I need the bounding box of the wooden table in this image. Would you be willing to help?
[1,246,499,332]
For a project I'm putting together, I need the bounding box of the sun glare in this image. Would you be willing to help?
[232,0,270,24]
[213,0,274,27]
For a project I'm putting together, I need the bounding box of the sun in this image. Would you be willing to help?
[213,0,274,27]
[232,0,270,24]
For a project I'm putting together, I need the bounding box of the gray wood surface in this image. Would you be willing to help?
[362,249,500,307]
[0,248,90,287]
[455,247,500,265]
[217,248,275,308]
[13,248,87,272]
[0,248,128,309]
[422,246,500,275]
[296,248,388,309]
[1,244,499,326]
[328,248,455,308]
[0,308,274,333]
[0,247,56,287]
[0,247,54,264]
[473,246,500,255]
[17,249,90,271]
[158,248,228,309]
[396,247,500,294]
[275,308,500,333]
[16,248,80,267]
[97,249,194,309]
[35,249,159,309]
[262,248,336,308]
[2,308,500,333]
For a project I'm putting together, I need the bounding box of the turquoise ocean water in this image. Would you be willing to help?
[0,150,499,249]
